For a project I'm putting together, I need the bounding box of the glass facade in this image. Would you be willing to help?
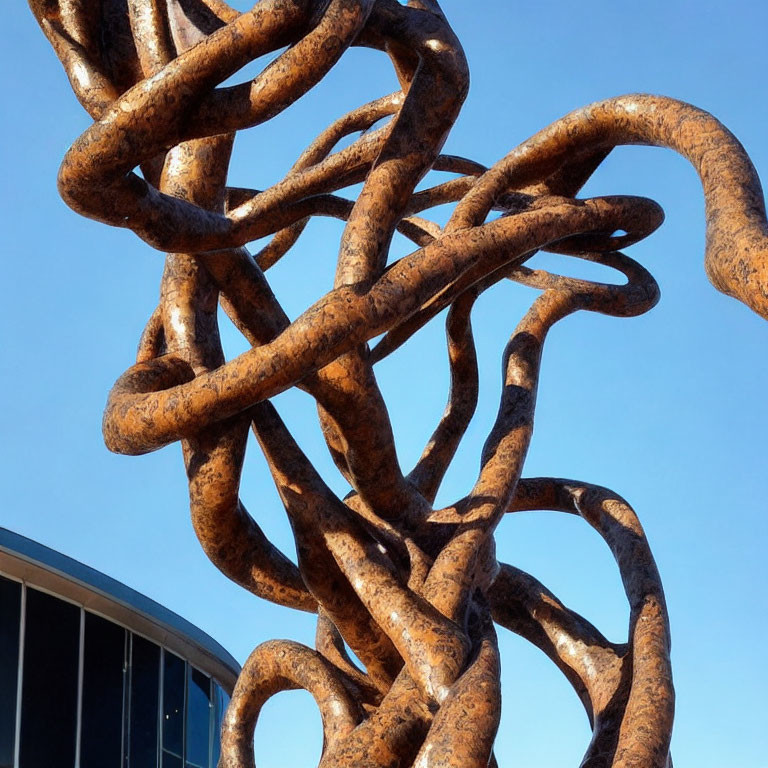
[186,666,212,768]
[129,635,160,767]
[0,576,230,768]
[19,587,80,766]
[211,686,230,768]
[0,577,20,768]
[163,650,186,766]
[81,612,126,768]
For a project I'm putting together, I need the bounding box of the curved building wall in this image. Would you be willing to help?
[0,528,239,768]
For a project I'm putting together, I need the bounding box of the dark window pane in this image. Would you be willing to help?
[19,588,80,768]
[162,750,183,768]
[162,652,185,758]
[210,685,230,768]
[129,635,160,768]
[185,668,210,768]
[0,577,21,768]
[81,613,125,768]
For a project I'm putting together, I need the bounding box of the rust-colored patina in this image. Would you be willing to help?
[31,1,767,766]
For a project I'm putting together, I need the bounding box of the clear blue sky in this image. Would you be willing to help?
[2,1,767,765]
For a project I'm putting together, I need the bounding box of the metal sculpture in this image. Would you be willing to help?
[30,1,768,766]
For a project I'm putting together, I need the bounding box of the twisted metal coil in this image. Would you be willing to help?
[31,1,768,766]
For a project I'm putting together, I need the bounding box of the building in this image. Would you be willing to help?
[0,527,239,768]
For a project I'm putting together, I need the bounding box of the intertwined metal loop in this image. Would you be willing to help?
[31,0,768,766]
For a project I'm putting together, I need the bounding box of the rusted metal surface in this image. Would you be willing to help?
[30,1,767,766]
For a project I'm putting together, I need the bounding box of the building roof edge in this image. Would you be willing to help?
[0,527,240,688]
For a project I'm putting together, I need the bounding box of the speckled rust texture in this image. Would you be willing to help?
[31,1,768,766]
